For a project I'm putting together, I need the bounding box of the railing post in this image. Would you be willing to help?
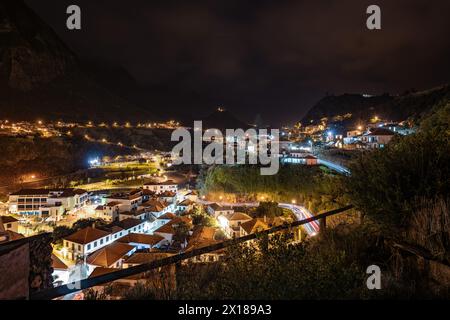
[320,217,326,233]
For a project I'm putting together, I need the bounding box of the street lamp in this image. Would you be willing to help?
[291,199,296,204]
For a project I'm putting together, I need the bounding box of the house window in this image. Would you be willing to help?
[94,241,97,247]
[6,223,11,229]
[78,245,81,251]
[87,244,91,250]
[100,239,104,245]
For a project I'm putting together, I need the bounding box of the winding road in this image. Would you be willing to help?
[196,199,320,236]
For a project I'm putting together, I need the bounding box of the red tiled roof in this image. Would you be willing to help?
[64,227,110,245]
[154,216,192,235]
[228,212,252,221]
[124,252,172,265]
[0,216,18,224]
[51,254,69,270]
[367,128,395,136]
[87,242,135,267]
[118,233,164,246]
[240,219,269,235]
[185,226,222,252]
[158,212,177,220]
[88,267,119,278]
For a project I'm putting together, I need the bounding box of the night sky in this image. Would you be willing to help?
[26,0,450,126]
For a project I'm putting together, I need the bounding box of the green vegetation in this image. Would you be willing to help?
[252,201,290,218]
[66,100,450,300]
[345,102,450,231]
[199,164,347,213]
[176,229,382,299]
[0,135,135,193]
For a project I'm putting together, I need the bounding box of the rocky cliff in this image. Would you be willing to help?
[0,0,155,122]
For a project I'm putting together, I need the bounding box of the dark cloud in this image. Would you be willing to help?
[25,0,450,125]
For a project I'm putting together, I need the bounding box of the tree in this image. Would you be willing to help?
[173,221,191,243]
[192,213,217,227]
[253,201,285,218]
[52,225,72,244]
[345,102,450,231]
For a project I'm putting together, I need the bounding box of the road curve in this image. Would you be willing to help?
[196,199,319,236]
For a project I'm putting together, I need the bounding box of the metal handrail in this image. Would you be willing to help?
[30,205,354,300]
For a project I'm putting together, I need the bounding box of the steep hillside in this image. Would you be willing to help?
[302,85,450,125]
[0,0,155,122]
[201,109,250,130]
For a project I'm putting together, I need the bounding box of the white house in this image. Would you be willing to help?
[104,189,143,212]
[157,191,177,204]
[176,199,194,213]
[153,216,192,243]
[143,180,178,194]
[62,218,148,261]
[206,203,234,218]
[217,212,252,238]
[51,254,70,286]
[8,188,88,217]
[62,226,113,261]
[361,128,395,148]
[0,216,19,233]
[139,198,173,218]
[95,201,121,222]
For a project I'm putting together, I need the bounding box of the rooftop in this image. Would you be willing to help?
[10,188,87,197]
[124,252,172,265]
[228,212,252,221]
[64,227,110,245]
[154,216,192,235]
[240,219,269,235]
[158,212,177,220]
[367,128,395,136]
[86,242,135,267]
[118,233,164,246]
[51,254,69,270]
[0,216,18,224]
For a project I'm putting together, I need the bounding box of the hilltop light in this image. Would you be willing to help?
[291,199,296,204]
[357,125,363,130]
[89,158,100,166]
